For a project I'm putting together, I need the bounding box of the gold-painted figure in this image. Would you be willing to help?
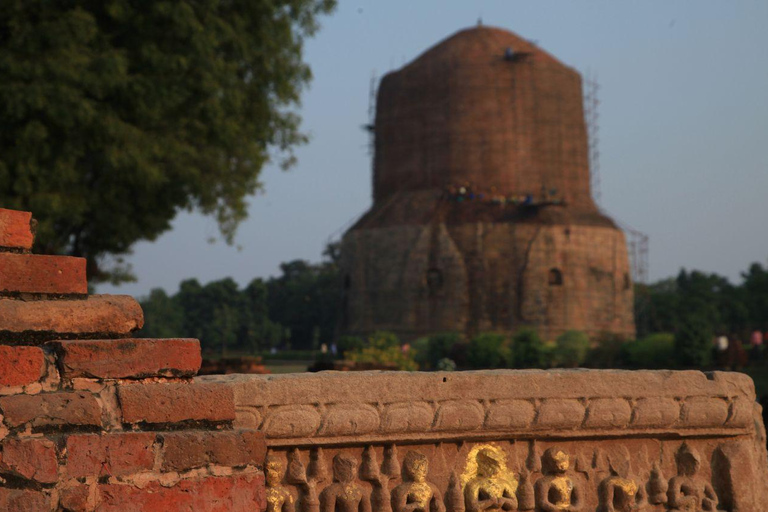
[597,449,646,512]
[463,447,518,512]
[319,453,372,512]
[266,453,296,512]
[667,444,722,512]
[534,448,582,512]
[391,451,445,512]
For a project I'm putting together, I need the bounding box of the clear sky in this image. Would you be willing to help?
[99,0,768,298]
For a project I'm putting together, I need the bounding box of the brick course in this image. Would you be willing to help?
[65,433,155,479]
[160,430,265,471]
[0,391,102,429]
[0,437,58,483]
[0,253,87,296]
[0,208,34,250]
[118,381,235,425]
[53,338,201,379]
[0,345,46,387]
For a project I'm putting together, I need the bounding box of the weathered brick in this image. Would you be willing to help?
[0,295,143,341]
[96,473,265,512]
[0,208,34,251]
[0,391,102,429]
[65,433,155,479]
[0,345,46,387]
[118,381,235,425]
[60,484,91,512]
[0,437,58,483]
[0,487,51,512]
[0,253,87,295]
[53,339,201,379]
[160,430,265,471]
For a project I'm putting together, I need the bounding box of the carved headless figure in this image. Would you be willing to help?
[266,454,296,512]
[464,448,518,512]
[597,449,646,512]
[667,445,721,512]
[534,448,582,512]
[320,454,372,512]
[391,451,445,512]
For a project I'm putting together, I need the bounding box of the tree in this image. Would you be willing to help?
[0,0,336,282]
[140,288,185,338]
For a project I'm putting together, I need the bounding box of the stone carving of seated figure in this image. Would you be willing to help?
[534,448,582,512]
[464,447,518,512]
[320,453,371,512]
[667,444,722,512]
[391,451,445,512]
[266,453,296,512]
[597,448,646,512]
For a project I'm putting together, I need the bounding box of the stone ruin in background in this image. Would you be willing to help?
[1,206,767,511]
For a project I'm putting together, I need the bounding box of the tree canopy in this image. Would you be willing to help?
[0,0,335,281]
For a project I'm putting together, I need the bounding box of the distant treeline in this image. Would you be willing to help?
[139,245,341,355]
[140,252,768,357]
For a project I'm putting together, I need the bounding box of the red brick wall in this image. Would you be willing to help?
[0,209,265,512]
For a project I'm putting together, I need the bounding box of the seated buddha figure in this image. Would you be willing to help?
[597,448,646,512]
[320,454,371,512]
[534,448,582,512]
[464,447,518,512]
[391,451,445,512]
[667,444,722,512]
[266,453,296,512]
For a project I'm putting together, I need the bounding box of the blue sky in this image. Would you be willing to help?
[101,0,768,297]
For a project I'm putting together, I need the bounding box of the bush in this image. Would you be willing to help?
[553,330,590,368]
[345,331,418,371]
[511,328,545,368]
[436,358,457,371]
[624,333,676,369]
[586,335,627,368]
[467,333,511,369]
[413,332,462,370]
[336,336,364,358]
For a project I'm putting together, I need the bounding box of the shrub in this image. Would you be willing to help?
[436,358,457,371]
[511,328,545,368]
[586,335,627,368]
[553,330,590,368]
[624,333,675,369]
[336,335,364,358]
[345,331,418,371]
[467,333,511,369]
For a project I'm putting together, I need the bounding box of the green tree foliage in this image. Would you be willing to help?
[511,328,545,368]
[675,311,714,367]
[345,331,418,371]
[553,330,590,368]
[139,288,184,339]
[266,253,341,350]
[467,333,510,369]
[623,333,675,369]
[743,263,768,330]
[0,0,336,282]
[140,277,282,355]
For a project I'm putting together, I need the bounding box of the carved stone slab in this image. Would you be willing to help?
[217,370,768,511]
